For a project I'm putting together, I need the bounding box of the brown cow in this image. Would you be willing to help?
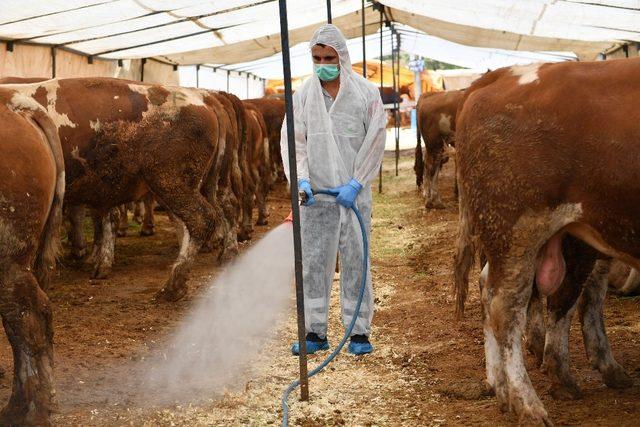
[414,90,464,208]
[245,97,286,184]
[0,87,65,424]
[243,102,271,226]
[3,78,225,301]
[454,59,640,423]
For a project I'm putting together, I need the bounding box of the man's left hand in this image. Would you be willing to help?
[330,178,363,208]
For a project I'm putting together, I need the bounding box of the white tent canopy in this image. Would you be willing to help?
[1,0,638,67]
[211,25,578,80]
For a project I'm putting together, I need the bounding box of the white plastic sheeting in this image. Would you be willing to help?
[397,26,577,71]
[215,26,575,80]
[382,0,640,58]
[178,65,264,99]
[0,0,637,67]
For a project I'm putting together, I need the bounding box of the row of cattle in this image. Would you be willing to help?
[0,76,285,425]
[415,58,640,424]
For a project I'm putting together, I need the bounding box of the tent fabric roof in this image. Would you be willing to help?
[215,25,578,80]
[0,0,637,66]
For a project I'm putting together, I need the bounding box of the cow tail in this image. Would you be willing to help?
[32,108,65,290]
[454,191,475,320]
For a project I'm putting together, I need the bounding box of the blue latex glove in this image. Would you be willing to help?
[332,178,363,208]
[298,179,315,206]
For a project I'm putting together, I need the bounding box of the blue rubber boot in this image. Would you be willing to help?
[348,334,373,355]
[291,333,329,355]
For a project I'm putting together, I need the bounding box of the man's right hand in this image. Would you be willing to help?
[299,179,316,206]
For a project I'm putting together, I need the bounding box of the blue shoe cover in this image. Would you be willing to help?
[291,340,329,355]
[348,341,373,355]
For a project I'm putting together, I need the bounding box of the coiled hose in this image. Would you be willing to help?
[281,189,369,426]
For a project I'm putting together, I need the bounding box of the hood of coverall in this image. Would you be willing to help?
[309,24,352,83]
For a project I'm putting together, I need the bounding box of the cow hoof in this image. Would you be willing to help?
[237,231,252,242]
[603,365,633,389]
[116,230,127,238]
[256,218,268,226]
[133,216,143,224]
[91,267,111,280]
[219,244,239,262]
[425,200,445,209]
[71,247,87,260]
[155,286,187,302]
[139,228,155,237]
[549,383,582,400]
[518,406,553,427]
[482,380,495,396]
[0,403,52,427]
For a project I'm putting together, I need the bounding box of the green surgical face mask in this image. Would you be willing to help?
[314,64,340,81]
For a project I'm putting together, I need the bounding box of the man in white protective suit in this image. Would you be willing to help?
[281,24,386,355]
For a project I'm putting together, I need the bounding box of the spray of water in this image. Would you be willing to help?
[140,223,295,404]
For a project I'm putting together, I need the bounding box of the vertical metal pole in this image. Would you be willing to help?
[391,30,399,176]
[227,70,230,92]
[51,46,56,78]
[141,58,146,81]
[378,8,383,194]
[278,0,309,402]
[326,0,332,23]
[361,0,366,77]
[396,33,401,176]
[246,73,250,98]
[196,64,200,88]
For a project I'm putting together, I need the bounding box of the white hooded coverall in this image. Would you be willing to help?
[281,24,387,338]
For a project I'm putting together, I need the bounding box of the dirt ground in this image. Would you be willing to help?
[2,152,639,426]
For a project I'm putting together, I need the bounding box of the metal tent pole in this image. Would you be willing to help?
[377,5,383,193]
[361,0,366,77]
[278,0,309,402]
[391,28,399,176]
[395,32,401,176]
[326,0,332,23]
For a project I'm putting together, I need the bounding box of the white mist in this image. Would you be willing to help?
[142,223,295,403]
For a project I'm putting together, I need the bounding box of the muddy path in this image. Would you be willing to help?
[0,152,638,425]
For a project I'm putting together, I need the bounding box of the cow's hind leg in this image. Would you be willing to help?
[579,259,632,389]
[67,204,88,260]
[220,188,239,260]
[541,237,597,400]
[116,204,129,237]
[424,144,444,209]
[91,212,115,280]
[542,284,583,400]
[153,186,216,302]
[0,268,55,426]
[255,168,269,226]
[133,200,144,225]
[140,194,156,237]
[525,286,545,368]
[489,253,550,425]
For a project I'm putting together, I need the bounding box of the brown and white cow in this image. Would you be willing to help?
[244,97,286,184]
[453,58,640,424]
[243,101,271,226]
[414,90,464,209]
[0,86,65,424]
[2,78,226,301]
